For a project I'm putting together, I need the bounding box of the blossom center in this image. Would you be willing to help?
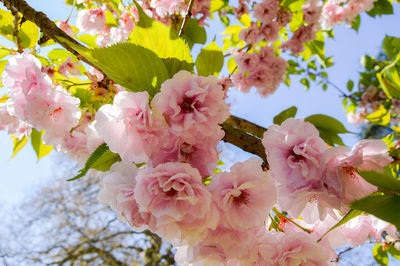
[180,97,195,113]
[232,190,249,206]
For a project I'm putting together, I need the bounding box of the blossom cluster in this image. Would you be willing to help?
[0,50,397,265]
[232,46,288,97]
[72,0,211,48]
[0,52,103,163]
[321,0,377,29]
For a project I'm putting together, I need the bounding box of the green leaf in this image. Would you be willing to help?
[356,167,400,194]
[382,35,400,59]
[105,10,118,27]
[273,106,298,125]
[11,135,29,159]
[367,0,393,17]
[77,34,97,48]
[68,143,121,181]
[351,192,400,230]
[300,78,310,89]
[365,105,391,126]
[210,0,225,13]
[30,129,53,161]
[182,19,207,49]
[305,114,350,146]
[317,209,362,242]
[388,246,400,260]
[0,9,15,42]
[48,49,76,65]
[67,42,169,97]
[373,244,389,266]
[195,42,224,76]
[351,15,361,32]
[347,80,354,92]
[19,20,39,49]
[128,1,193,78]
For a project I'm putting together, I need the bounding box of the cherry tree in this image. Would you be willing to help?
[1,0,400,264]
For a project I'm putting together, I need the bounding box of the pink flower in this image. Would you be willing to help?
[302,0,323,25]
[347,110,368,125]
[253,0,279,23]
[235,52,260,72]
[88,67,104,82]
[176,225,260,264]
[151,71,230,141]
[239,22,262,44]
[134,162,218,244]
[208,158,276,230]
[0,102,31,138]
[76,6,108,34]
[109,11,135,44]
[2,52,52,96]
[149,131,223,177]
[271,231,337,265]
[231,72,252,93]
[98,161,155,231]
[276,8,293,26]
[58,56,81,76]
[323,139,392,204]
[262,118,328,190]
[27,86,82,145]
[94,91,157,163]
[259,21,279,42]
[315,214,397,248]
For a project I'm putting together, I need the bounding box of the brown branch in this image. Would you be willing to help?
[1,0,99,70]
[224,115,266,139]
[221,121,268,167]
[178,0,195,37]
[11,9,22,52]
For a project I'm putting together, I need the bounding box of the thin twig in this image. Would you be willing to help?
[223,44,252,57]
[178,0,195,37]
[308,70,350,98]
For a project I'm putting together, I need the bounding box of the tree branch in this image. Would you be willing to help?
[11,9,22,53]
[221,121,268,167]
[178,0,195,37]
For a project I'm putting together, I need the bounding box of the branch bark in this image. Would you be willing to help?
[3,0,270,165]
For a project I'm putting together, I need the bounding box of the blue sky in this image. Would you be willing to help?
[0,1,399,206]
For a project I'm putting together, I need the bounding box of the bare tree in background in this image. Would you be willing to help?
[0,155,175,266]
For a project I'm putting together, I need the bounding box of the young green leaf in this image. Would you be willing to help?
[317,209,362,242]
[182,19,207,49]
[68,143,121,181]
[128,1,193,77]
[61,42,169,97]
[273,106,298,125]
[365,105,391,126]
[31,129,53,161]
[195,42,224,77]
[11,135,29,159]
[350,192,400,230]
[373,244,389,266]
[356,167,400,194]
[305,114,350,146]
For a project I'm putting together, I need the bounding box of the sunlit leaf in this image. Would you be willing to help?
[30,129,53,161]
[373,244,389,266]
[273,106,298,125]
[195,42,224,76]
